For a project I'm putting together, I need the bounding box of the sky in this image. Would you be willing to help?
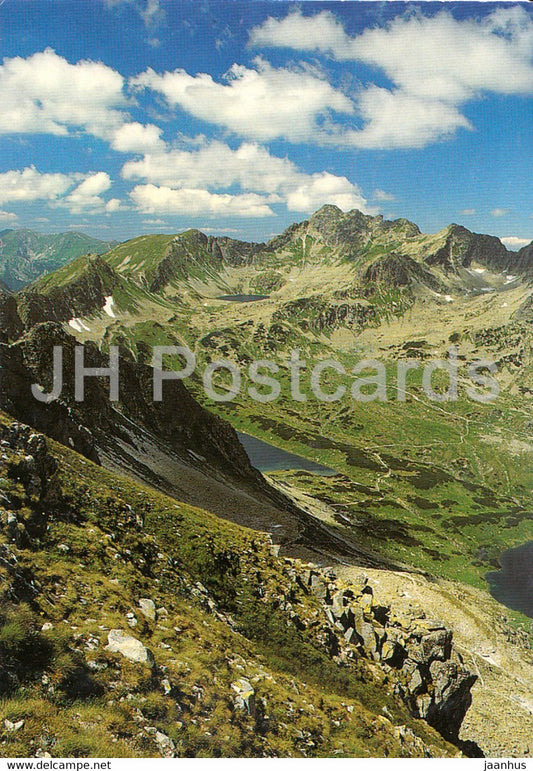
[0,0,532,248]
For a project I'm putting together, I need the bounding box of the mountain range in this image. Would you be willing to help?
[0,229,118,291]
[0,206,532,758]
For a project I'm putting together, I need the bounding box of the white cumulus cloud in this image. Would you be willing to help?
[285,172,370,213]
[0,211,18,223]
[0,49,127,140]
[0,167,78,205]
[130,184,276,218]
[131,58,354,144]
[501,236,531,249]
[250,9,355,59]
[105,198,126,213]
[122,139,372,216]
[250,8,533,149]
[0,167,120,216]
[61,172,113,214]
[111,122,165,154]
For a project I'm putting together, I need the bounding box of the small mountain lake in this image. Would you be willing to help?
[237,432,336,476]
[486,541,533,619]
[218,294,269,302]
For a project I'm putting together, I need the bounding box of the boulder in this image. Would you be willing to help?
[231,678,256,716]
[344,627,357,644]
[402,661,425,696]
[105,630,154,665]
[408,629,452,664]
[330,591,346,619]
[380,639,400,664]
[4,719,25,732]
[155,730,175,757]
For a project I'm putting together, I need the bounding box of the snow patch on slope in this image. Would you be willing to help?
[103,296,116,317]
[68,318,91,332]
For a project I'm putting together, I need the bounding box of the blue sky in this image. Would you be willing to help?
[0,0,532,248]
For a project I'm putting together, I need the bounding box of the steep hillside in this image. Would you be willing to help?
[0,415,477,758]
[0,230,118,291]
[0,322,391,567]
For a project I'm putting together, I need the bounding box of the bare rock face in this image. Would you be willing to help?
[423,225,509,273]
[105,630,154,665]
[0,288,23,342]
[0,321,257,477]
[421,660,477,741]
[363,253,442,292]
[17,257,121,329]
[0,422,61,545]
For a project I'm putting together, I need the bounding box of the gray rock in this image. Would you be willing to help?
[380,639,399,663]
[408,629,452,664]
[404,662,425,695]
[105,630,154,665]
[138,598,157,622]
[344,627,357,644]
[126,612,138,628]
[231,678,256,716]
[330,591,346,619]
[155,730,175,757]
[309,573,328,600]
[416,693,432,719]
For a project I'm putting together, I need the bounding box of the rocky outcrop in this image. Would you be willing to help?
[363,254,442,292]
[305,206,420,255]
[0,421,62,546]
[513,292,533,323]
[231,678,256,716]
[424,225,510,273]
[316,301,379,332]
[513,241,533,274]
[0,287,23,342]
[17,257,122,329]
[138,598,157,622]
[297,566,477,747]
[148,230,263,292]
[272,297,379,333]
[0,322,256,477]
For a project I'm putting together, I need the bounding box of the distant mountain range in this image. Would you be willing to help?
[0,228,118,290]
[5,206,533,335]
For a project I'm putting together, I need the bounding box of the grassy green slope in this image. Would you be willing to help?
[0,413,455,758]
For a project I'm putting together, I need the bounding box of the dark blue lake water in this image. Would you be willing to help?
[237,432,336,476]
[486,541,533,619]
[218,294,269,302]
